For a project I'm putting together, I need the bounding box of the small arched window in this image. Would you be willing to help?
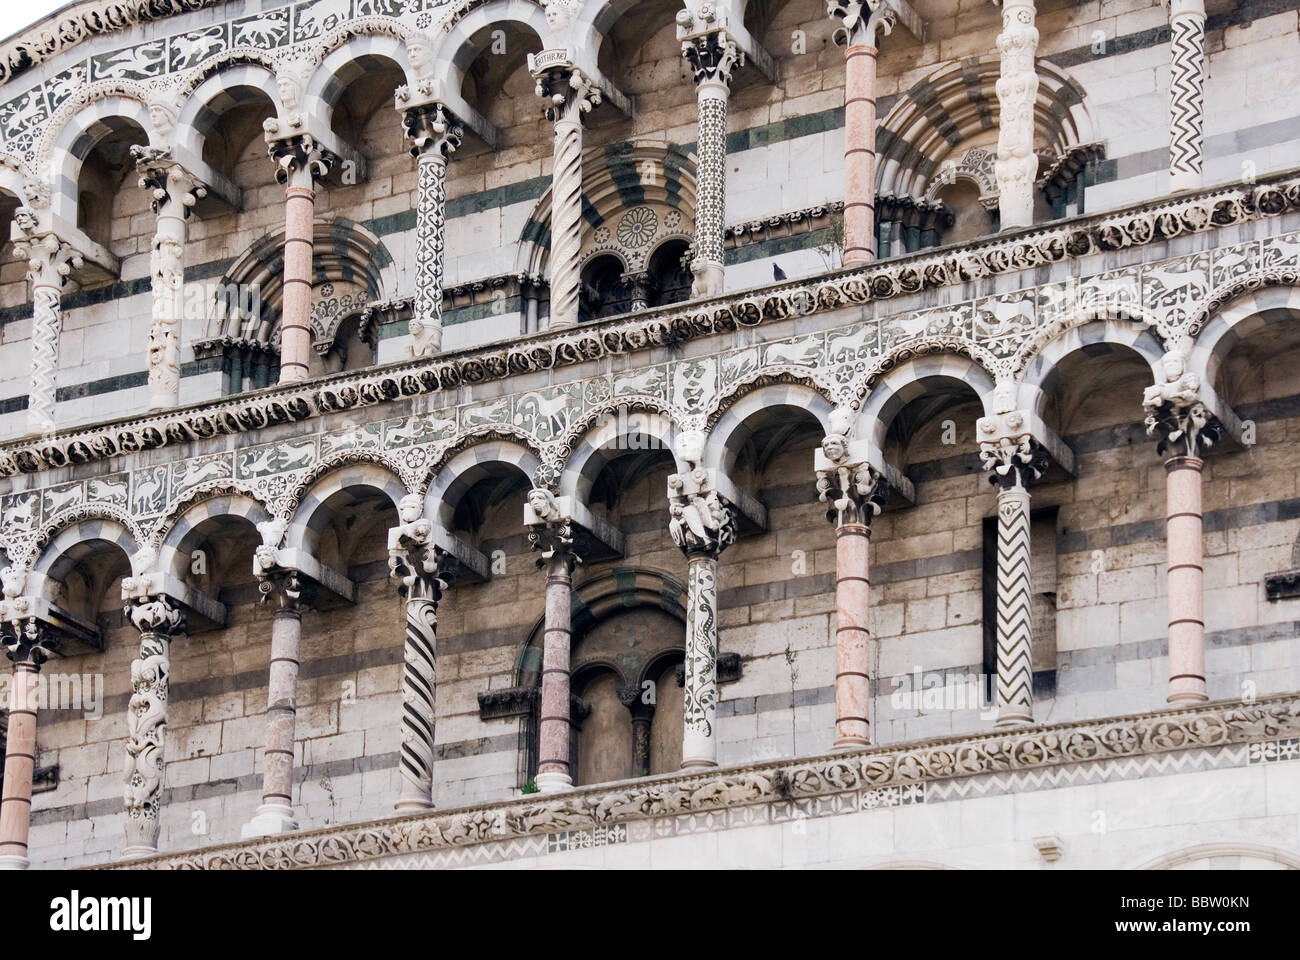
[647,239,692,308]
[579,254,631,323]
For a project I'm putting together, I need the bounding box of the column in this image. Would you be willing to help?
[828,1,896,267]
[1142,345,1221,702]
[525,489,579,793]
[402,103,463,357]
[618,684,655,777]
[10,212,83,437]
[388,498,455,812]
[531,63,601,329]
[243,567,305,838]
[977,402,1048,727]
[134,147,206,409]
[667,433,737,769]
[121,595,184,858]
[815,429,889,747]
[994,0,1040,229]
[1168,0,1207,192]
[680,22,741,298]
[268,135,333,383]
[0,617,56,870]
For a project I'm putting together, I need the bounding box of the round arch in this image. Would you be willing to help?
[46,93,154,226]
[158,492,272,582]
[1190,284,1300,407]
[304,31,414,135]
[31,516,140,600]
[1020,318,1166,423]
[175,60,283,163]
[856,354,998,452]
[425,439,541,531]
[559,404,686,505]
[284,462,409,555]
[704,382,835,478]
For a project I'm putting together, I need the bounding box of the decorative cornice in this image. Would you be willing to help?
[96,693,1300,870]
[2,171,1299,479]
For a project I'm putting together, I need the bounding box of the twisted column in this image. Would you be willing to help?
[1168,0,1207,192]
[977,399,1048,727]
[10,213,83,437]
[268,135,333,383]
[681,27,741,298]
[243,565,306,838]
[403,103,463,357]
[828,2,896,266]
[388,496,455,811]
[1143,344,1221,702]
[815,424,889,747]
[667,432,737,769]
[0,617,56,870]
[531,64,600,329]
[994,0,1039,230]
[134,147,206,410]
[525,488,580,793]
[121,595,183,858]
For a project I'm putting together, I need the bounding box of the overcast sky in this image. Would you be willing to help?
[1,1,78,46]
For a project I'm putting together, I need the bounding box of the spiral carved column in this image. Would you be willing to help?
[682,31,740,298]
[531,65,600,329]
[994,0,1040,230]
[122,596,184,858]
[1168,0,1207,193]
[134,147,206,410]
[0,618,56,870]
[403,103,463,357]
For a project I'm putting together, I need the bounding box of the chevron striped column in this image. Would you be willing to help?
[995,482,1035,726]
[1165,456,1207,703]
[1169,0,1207,193]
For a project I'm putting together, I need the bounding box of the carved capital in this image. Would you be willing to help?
[403,102,463,161]
[826,0,897,48]
[1,615,57,667]
[524,487,582,570]
[977,410,1049,490]
[1142,346,1220,459]
[132,145,208,216]
[124,595,185,637]
[667,468,737,559]
[681,31,742,87]
[531,62,601,125]
[257,567,305,614]
[815,436,889,527]
[266,134,335,186]
[10,216,83,290]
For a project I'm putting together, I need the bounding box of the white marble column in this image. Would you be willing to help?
[667,432,736,769]
[388,496,454,811]
[994,0,1040,229]
[531,62,601,328]
[121,595,183,858]
[133,147,206,410]
[1168,0,1207,192]
[680,18,741,298]
[10,212,83,437]
[403,103,463,357]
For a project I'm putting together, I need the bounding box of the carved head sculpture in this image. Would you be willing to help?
[145,85,181,140]
[406,34,434,79]
[827,405,854,438]
[527,487,561,523]
[0,566,26,600]
[256,516,289,551]
[130,545,158,579]
[821,434,848,464]
[275,59,312,117]
[992,378,1018,415]
[11,205,38,237]
[1161,346,1187,383]
[543,0,579,32]
[675,430,706,469]
[398,493,424,524]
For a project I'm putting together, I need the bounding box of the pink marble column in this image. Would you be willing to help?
[279,183,314,383]
[834,522,872,747]
[0,659,39,869]
[1166,456,1207,703]
[535,550,575,792]
[842,43,879,267]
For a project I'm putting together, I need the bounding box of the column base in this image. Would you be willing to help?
[121,843,159,860]
[689,259,724,299]
[1167,690,1209,704]
[995,708,1033,728]
[394,799,435,815]
[680,758,718,771]
[241,802,298,839]
[833,736,871,751]
[534,771,573,794]
[0,854,31,870]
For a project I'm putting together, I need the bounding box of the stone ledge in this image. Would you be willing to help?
[94,692,1300,870]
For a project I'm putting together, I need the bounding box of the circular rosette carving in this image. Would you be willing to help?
[861,755,895,785]
[952,744,990,776]
[893,753,927,781]
[317,836,353,864]
[1184,715,1230,746]
[870,273,901,298]
[1061,730,1102,761]
[616,206,658,248]
[1096,723,1141,755]
[1010,733,1060,767]
[734,298,763,326]
[1144,720,1198,750]
[922,748,957,778]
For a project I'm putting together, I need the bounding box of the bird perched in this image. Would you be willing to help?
[773,263,787,281]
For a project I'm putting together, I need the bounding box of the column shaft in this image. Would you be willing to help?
[243,596,302,838]
[27,283,61,436]
[994,0,1040,229]
[412,153,449,355]
[842,43,879,266]
[1166,456,1207,702]
[549,116,584,329]
[681,554,719,769]
[123,629,171,857]
[995,484,1034,726]
[0,662,39,870]
[834,523,872,747]
[1169,0,1207,192]
[536,553,574,792]
[691,79,729,296]
[396,594,439,811]
[279,180,315,383]
[146,201,186,409]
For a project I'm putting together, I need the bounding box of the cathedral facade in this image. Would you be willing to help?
[0,0,1297,870]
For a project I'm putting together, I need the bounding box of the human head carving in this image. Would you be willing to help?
[675,430,706,468]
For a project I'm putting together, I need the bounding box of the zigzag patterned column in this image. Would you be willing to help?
[134,148,205,410]
[11,216,83,438]
[268,135,333,383]
[815,424,889,747]
[1169,0,1207,192]
[122,596,183,858]
[994,0,1040,230]
[531,63,600,329]
[668,432,736,769]
[681,27,740,298]
[978,402,1048,727]
[525,489,579,793]
[0,618,55,870]
[388,498,455,811]
[403,103,463,357]
[1143,344,1221,703]
[828,1,896,267]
